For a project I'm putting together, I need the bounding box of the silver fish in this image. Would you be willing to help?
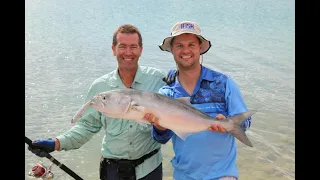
[71,88,256,147]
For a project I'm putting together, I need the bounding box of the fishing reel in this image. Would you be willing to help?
[28,161,54,179]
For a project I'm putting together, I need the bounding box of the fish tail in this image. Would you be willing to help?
[228,110,257,147]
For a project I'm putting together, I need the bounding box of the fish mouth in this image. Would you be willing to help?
[92,95,105,108]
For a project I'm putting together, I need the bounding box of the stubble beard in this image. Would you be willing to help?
[177,59,198,71]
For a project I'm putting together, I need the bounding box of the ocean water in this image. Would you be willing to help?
[25,0,295,179]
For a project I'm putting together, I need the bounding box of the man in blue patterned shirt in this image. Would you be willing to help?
[150,21,252,180]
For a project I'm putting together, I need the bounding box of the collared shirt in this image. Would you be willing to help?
[56,65,166,179]
[153,65,252,180]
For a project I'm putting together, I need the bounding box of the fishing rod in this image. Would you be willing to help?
[25,136,84,180]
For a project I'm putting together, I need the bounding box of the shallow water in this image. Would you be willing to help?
[25,0,295,179]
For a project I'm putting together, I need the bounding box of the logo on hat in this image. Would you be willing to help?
[180,23,195,30]
[159,21,212,55]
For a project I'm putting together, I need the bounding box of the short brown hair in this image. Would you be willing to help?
[112,24,143,47]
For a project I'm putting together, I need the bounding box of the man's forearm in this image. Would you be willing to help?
[152,126,173,144]
[54,138,60,150]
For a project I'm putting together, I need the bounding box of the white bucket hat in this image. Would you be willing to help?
[159,21,211,55]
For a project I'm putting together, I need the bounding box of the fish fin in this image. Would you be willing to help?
[174,131,193,141]
[71,100,92,124]
[229,110,257,126]
[130,102,154,126]
[130,101,146,112]
[229,126,253,147]
[228,110,257,147]
[175,97,192,105]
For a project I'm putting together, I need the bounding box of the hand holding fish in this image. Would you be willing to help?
[208,114,227,133]
[143,113,166,131]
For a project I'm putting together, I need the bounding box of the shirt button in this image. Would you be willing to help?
[130,125,132,128]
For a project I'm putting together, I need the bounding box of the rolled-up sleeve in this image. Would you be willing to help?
[56,84,103,150]
[152,127,174,144]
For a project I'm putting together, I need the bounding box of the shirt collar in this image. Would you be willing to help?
[173,65,215,84]
[199,65,216,81]
[134,66,143,84]
[109,66,143,88]
[169,65,216,95]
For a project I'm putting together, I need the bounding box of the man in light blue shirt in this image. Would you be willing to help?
[28,24,166,180]
[151,21,252,180]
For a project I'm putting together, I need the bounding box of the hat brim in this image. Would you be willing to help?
[159,32,211,55]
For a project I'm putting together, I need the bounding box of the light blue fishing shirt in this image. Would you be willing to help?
[152,65,252,180]
[56,65,166,179]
